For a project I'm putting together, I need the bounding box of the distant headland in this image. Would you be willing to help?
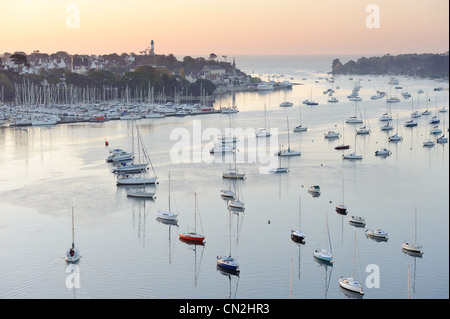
[331,52,449,79]
[0,49,266,103]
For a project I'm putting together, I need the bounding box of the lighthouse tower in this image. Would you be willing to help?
[150,40,155,56]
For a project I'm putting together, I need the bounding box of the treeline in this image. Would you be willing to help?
[331,52,449,78]
[0,52,245,103]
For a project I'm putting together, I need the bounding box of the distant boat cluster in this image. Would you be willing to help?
[0,101,235,128]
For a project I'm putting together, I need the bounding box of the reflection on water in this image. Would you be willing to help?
[0,59,448,299]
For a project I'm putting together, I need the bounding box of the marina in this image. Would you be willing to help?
[0,55,448,299]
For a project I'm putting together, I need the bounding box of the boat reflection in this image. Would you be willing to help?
[179,236,205,246]
[339,286,364,299]
[402,248,423,258]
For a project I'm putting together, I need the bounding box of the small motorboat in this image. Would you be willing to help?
[423,139,435,147]
[324,131,339,138]
[348,215,366,226]
[375,148,391,156]
[291,229,306,243]
[308,185,321,195]
[342,152,363,160]
[335,204,347,215]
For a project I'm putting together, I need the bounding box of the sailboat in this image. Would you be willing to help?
[356,109,371,134]
[217,210,240,273]
[303,89,318,105]
[380,121,394,131]
[227,180,245,211]
[179,192,205,244]
[256,104,272,137]
[116,124,158,185]
[342,132,362,160]
[65,207,80,262]
[402,206,423,254]
[155,173,178,222]
[270,145,289,173]
[388,114,403,142]
[111,121,148,173]
[336,177,347,214]
[293,103,307,132]
[335,122,350,150]
[126,128,157,198]
[222,150,245,179]
[313,213,333,263]
[339,232,364,295]
[277,117,301,156]
[437,116,448,144]
[291,194,306,243]
[345,101,364,124]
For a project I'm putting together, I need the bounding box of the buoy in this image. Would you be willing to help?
[105,139,109,146]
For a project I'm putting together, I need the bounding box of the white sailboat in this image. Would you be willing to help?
[256,104,271,137]
[339,232,364,295]
[222,150,245,179]
[112,123,149,174]
[402,206,423,254]
[388,114,403,142]
[65,207,80,262]
[345,101,363,124]
[437,116,448,143]
[227,179,245,211]
[116,124,158,185]
[270,145,290,173]
[156,173,178,222]
[293,103,307,132]
[342,132,362,160]
[277,117,301,156]
[313,213,333,263]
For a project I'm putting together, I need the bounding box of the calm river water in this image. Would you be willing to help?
[0,55,448,300]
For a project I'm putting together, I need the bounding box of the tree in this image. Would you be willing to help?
[10,53,30,68]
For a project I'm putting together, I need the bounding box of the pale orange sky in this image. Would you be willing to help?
[0,0,448,56]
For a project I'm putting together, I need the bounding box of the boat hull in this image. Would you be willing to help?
[291,230,305,243]
[217,256,240,272]
[116,177,158,185]
[335,205,347,215]
[156,211,178,222]
[313,249,333,262]
[401,242,423,254]
[335,145,350,150]
[126,190,155,199]
[339,277,364,295]
[179,232,205,243]
[222,172,246,179]
[65,248,80,262]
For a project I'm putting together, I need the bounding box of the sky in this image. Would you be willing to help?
[0,0,448,57]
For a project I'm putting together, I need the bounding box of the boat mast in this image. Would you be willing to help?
[326,212,332,255]
[353,231,356,280]
[414,206,417,246]
[287,117,291,151]
[168,173,171,213]
[194,192,197,233]
[71,207,75,248]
